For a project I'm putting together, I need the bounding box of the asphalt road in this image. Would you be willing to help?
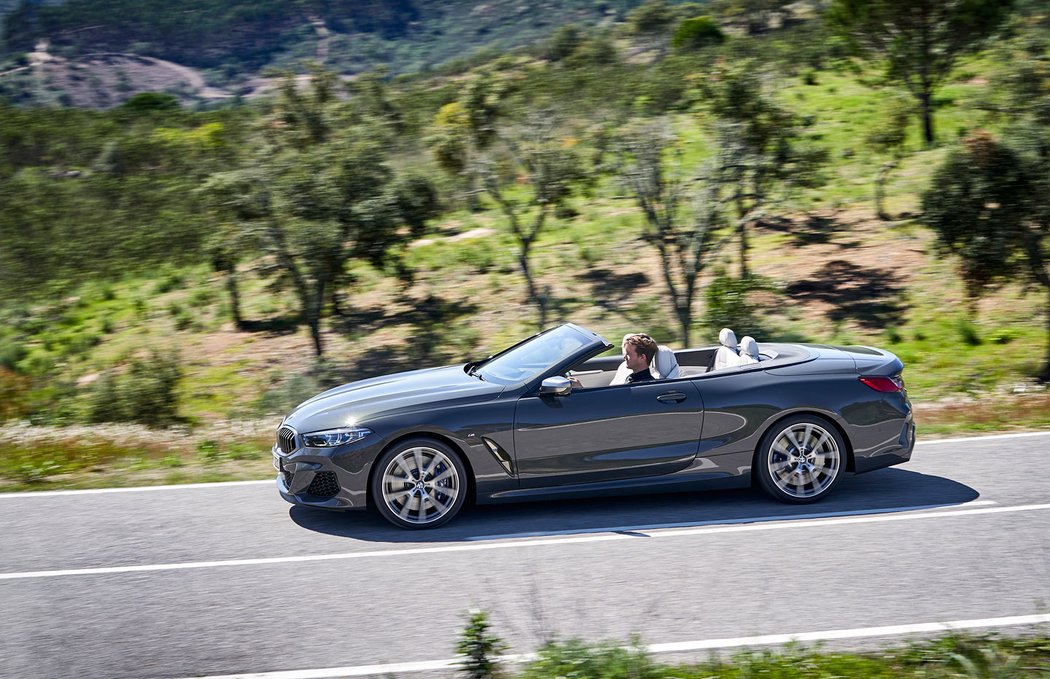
[2,432,1049,679]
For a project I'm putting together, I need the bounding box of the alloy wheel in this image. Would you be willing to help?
[379,446,461,526]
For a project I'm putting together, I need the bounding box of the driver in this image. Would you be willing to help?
[610,333,658,384]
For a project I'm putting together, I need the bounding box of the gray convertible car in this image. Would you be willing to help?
[273,323,915,529]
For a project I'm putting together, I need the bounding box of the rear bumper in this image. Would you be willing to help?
[854,418,915,474]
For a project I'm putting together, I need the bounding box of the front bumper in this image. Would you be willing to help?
[273,437,374,510]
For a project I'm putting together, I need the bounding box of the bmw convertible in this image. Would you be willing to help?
[273,323,915,529]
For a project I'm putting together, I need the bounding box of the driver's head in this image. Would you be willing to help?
[623,334,657,372]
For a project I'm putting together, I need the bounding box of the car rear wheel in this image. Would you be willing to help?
[755,415,845,503]
[371,438,467,529]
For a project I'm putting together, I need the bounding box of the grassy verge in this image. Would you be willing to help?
[455,611,1050,678]
[2,397,1046,493]
[513,633,1050,679]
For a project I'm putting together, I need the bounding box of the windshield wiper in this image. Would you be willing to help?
[467,365,485,381]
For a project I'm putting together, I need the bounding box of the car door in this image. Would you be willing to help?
[512,380,704,487]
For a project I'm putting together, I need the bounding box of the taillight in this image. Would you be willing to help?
[859,375,903,392]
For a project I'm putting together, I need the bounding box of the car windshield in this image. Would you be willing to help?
[477,325,593,385]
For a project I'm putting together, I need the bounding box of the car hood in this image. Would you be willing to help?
[283,365,503,432]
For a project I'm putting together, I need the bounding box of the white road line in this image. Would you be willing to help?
[0,479,271,498]
[0,430,1046,499]
[3,501,1047,581]
[188,613,1050,679]
[915,430,1050,446]
[466,499,998,540]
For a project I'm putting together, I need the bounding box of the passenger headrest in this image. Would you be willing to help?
[719,328,738,351]
[739,336,760,364]
[652,345,680,379]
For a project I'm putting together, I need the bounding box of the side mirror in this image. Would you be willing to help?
[539,376,572,397]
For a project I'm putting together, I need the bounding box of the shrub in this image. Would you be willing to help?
[521,637,658,679]
[88,349,182,426]
[0,367,33,421]
[672,16,725,52]
[457,611,505,679]
[703,271,778,337]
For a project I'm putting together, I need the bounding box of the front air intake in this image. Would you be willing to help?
[306,471,339,498]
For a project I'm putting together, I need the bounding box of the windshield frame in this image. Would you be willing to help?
[474,324,609,387]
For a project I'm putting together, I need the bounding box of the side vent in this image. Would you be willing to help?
[482,437,515,476]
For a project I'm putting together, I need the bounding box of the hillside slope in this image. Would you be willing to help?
[1,0,638,80]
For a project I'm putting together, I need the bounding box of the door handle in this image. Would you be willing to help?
[656,391,687,404]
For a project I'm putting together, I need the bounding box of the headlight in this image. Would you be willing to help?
[301,427,373,448]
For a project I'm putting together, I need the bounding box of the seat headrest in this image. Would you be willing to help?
[739,336,760,362]
[652,345,680,379]
[719,328,738,350]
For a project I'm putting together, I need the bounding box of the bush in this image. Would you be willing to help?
[457,611,505,679]
[672,16,725,52]
[521,637,658,679]
[703,271,778,337]
[0,367,33,421]
[88,349,182,426]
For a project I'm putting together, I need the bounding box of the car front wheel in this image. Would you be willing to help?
[371,438,467,529]
[755,415,845,503]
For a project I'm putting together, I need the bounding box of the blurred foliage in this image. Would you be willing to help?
[672,16,726,52]
[827,0,1015,145]
[1,0,1050,434]
[88,349,183,426]
[456,610,506,679]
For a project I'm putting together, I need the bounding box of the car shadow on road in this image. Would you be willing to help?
[288,467,979,544]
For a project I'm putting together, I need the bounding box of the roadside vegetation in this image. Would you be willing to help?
[453,611,1050,679]
[1,1,1050,491]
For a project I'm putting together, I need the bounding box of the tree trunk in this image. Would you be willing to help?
[1042,283,1050,383]
[874,160,896,221]
[306,281,326,357]
[676,302,691,348]
[224,268,245,330]
[738,220,750,280]
[517,244,547,329]
[919,90,935,147]
[308,318,323,357]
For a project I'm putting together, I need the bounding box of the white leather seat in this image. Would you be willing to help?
[713,328,740,370]
[609,333,635,385]
[739,336,761,365]
[652,345,680,379]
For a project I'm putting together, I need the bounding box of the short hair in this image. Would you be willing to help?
[623,333,658,363]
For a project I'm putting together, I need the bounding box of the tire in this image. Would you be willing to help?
[755,414,846,504]
[371,438,468,529]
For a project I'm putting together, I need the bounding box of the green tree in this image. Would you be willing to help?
[477,113,588,328]
[547,24,583,62]
[619,121,733,346]
[627,0,676,54]
[711,0,793,36]
[827,0,1014,146]
[866,93,911,220]
[922,131,1050,381]
[699,63,826,278]
[672,16,726,53]
[205,71,438,356]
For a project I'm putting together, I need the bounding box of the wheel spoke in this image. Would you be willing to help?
[399,495,415,519]
[802,424,814,450]
[422,453,441,479]
[413,448,424,477]
[426,492,449,515]
[431,468,456,484]
[383,473,409,486]
[384,488,411,503]
[395,457,415,480]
